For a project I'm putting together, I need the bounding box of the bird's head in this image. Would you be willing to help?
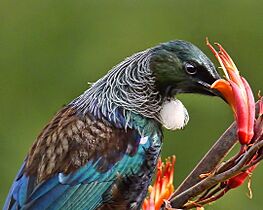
[148,40,224,130]
[150,40,222,98]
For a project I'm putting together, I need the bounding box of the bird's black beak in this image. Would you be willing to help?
[168,78,227,102]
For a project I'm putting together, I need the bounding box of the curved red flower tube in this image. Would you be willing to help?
[207,39,255,145]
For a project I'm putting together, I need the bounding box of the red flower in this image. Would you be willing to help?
[142,156,175,210]
[207,39,255,145]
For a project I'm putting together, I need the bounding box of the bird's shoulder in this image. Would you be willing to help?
[25,105,140,183]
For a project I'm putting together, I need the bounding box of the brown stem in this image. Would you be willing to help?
[170,122,237,198]
[168,140,263,209]
[184,188,227,209]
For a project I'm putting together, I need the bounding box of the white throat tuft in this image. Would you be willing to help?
[160,98,189,130]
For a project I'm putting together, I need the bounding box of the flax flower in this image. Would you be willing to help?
[207,39,255,145]
[142,156,175,210]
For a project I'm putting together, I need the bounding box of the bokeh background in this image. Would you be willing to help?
[0,0,262,209]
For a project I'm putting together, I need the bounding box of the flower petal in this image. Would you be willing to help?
[211,79,235,110]
[230,81,251,144]
[241,77,255,143]
[143,156,176,210]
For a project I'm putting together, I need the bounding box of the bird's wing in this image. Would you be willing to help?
[4,106,157,210]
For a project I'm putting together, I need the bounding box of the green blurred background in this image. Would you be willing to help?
[0,0,262,209]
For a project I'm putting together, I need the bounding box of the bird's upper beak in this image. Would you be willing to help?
[206,39,255,145]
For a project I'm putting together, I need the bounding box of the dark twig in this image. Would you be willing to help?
[168,138,263,209]
[170,122,237,198]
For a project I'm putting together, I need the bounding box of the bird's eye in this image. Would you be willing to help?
[185,62,197,75]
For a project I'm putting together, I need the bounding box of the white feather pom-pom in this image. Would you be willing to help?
[160,98,189,130]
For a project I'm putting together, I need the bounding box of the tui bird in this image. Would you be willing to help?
[4,40,222,210]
